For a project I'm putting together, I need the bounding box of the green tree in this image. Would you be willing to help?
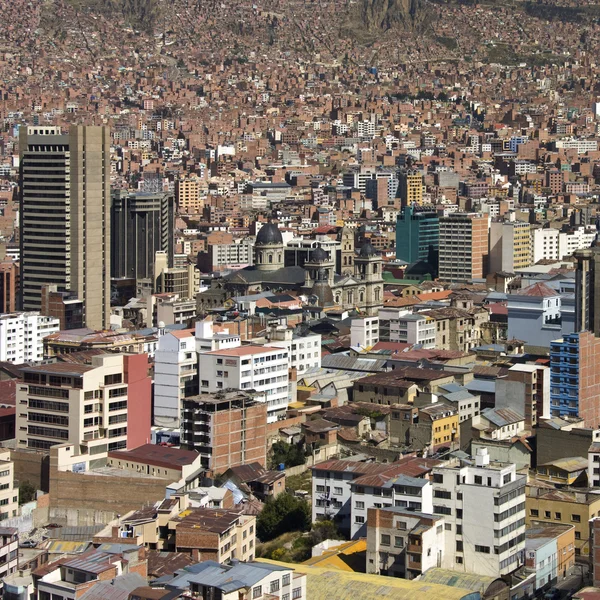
[269,441,305,470]
[257,493,311,542]
[19,481,36,505]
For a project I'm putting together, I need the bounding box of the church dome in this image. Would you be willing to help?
[256,223,283,245]
[311,246,328,262]
[359,242,378,257]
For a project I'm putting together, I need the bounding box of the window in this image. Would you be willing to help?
[545,511,551,519]
[253,586,262,599]
[475,545,491,554]
[396,521,407,530]
[434,505,452,515]
[456,556,463,564]
[270,580,280,593]
[355,501,364,509]
[292,588,302,600]
[282,574,290,587]
[283,595,290,600]
[555,512,562,520]
[394,536,404,547]
[434,490,452,499]
[432,473,443,484]
[334,487,343,495]
[503,473,512,484]
[456,541,463,551]
[474,475,482,485]
[355,516,365,524]
[530,509,539,517]
[445,523,452,531]
[572,514,581,523]
[381,534,390,546]
[575,531,581,540]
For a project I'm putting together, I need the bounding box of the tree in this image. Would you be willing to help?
[268,441,305,470]
[257,493,311,542]
[19,481,36,505]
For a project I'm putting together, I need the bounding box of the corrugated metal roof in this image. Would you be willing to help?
[419,567,503,593]
[258,560,480,600]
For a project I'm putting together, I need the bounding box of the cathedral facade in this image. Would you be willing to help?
[196,223,384,316]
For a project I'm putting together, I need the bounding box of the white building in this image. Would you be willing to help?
[366,507,445,578]
[349,473,433,539]
[198,345,289,422]
[266,325,321,375]
[588,430,600,487]
[378,310,435,347]
[0,449,18,524]
[0,312,60,363]
[531,228,560,263]
[350,316,379,349]
[431,447,526,577]
[154,320,241,427]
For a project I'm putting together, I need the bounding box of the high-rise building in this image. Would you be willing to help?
[550,331,600,426]
[489,220,531,274]
[175,176,203,213]
[395,205,439,270]
[16,353,151,452]
[19,125,110,330]
[0,255,18,314]
[438,213,489,283]
[574,244,600,336]
[110,190,175,286]
[399,169,424,207]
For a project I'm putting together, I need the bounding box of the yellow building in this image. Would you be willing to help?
[526,482,600,556]
[176,176,204,213]
[419,404,460,451]
[400,170,424,207]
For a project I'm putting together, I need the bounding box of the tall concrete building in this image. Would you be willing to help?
[489,220,531,274]
[438,213,489,283]
[399,169,424,207]
[110,190,175,288]
[574,243,600,336]
[19,125,110,330]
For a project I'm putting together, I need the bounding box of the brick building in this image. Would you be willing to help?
[181,390,267,472]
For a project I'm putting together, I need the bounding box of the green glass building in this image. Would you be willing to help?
[396,205,439,273]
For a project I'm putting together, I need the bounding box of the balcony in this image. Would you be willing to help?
[407,543,422,554]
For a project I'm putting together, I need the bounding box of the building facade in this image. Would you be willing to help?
[0,312,60,363]
[19,125,111,330]
[16,353,151,453]
[181,390,267,472]
[395,205,439,269]
[438,213,489,283]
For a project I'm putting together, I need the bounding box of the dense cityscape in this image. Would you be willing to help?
[4,0,600,598]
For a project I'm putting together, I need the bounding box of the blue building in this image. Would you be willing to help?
[550,333,580,417]
[395,205,439,272]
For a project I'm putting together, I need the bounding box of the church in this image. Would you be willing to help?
[196,223,384,315]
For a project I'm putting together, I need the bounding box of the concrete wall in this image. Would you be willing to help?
[284,443,340,478]
[10,448,49,492]
[536,426,594,467]
[49,469,167,514]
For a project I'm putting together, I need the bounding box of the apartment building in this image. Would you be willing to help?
[266,324,322,375]
[349,473,433,538]
[154,321,242,428]
[16,353,151,453]
[438,213,489,283]
[172,508,256,563]
[175,176,204,213]
[0,449,18,522]
[431,448,527,577]
[550,331,600,425]
[349,316,379,349]
[489,220,531,274]
[399,169,424,206]
[0,312,60,363]
[196,237,255,273]
[198,345,289,423]
[181,390,267,471]
[0,527,19,581]
[527,482,600,556]
[366,507,445,579]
